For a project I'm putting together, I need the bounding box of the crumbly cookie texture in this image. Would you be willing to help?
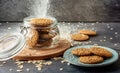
[79,29,97,35]
[30,18,53,27]
[79,56,104,64]
[71,48,91,56]
[89,47,112,58]
[26,29,39,48]
[71,34,89,41]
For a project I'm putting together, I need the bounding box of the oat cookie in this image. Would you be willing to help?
[89,47,112,58]
[40,33,56,40]
[38,28,51,34]
[30,18,53,27]
[79,29,97,35]
[26,29,39,48]
[71,48,91,56]
[79,56,104,64]
[71,34,89,41]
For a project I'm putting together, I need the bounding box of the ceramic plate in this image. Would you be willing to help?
[63,45,119,67]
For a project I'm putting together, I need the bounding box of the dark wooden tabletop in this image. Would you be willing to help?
[0,22,120,73]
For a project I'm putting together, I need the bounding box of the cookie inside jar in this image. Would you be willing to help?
[24,16,60,49]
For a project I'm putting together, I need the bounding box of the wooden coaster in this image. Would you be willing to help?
[13,40,71,60]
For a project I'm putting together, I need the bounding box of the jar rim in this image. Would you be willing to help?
[23,16,57,29]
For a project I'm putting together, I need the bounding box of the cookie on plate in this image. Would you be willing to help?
[26,29,39,48]
[79,55,104,64]
[89,47,112,58]
[71,34,89,41]
[30,18,53,27]
[79,29,97,35]
[71,48,92,56]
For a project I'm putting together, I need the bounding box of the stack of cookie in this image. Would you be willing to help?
[71,29,97,41]
[71,46,112,64]
[26,18,57,48]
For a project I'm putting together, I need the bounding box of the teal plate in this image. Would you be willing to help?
[63,45,119,67]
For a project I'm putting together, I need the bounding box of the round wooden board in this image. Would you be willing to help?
[13,40,71,60]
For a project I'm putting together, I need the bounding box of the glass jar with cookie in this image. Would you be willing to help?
[0,16,60,61]
[23,16,60,49]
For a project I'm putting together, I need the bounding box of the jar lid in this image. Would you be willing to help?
[0,33,25,61]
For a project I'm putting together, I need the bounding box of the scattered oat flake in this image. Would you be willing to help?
[59,68,63,71]
[18,65,23,69]
[100,40,103,42]
[103,40,106,42]
[9,69,13,71]
[104,36,106,38]
[110,37,113,40]
[38,67,42,71]
[110,28,114,30]
[43,61,52,65]
[53,57,63,60]
[67,63,70,66]
[8,27,11,30]
[26,68,30,71]
[114,44,118,46]
[16,69,22,72]
[68,23,70,24]
[61,60,67,63]
[96,22,99,23]
[89,41,92,43]
[3,61,6,64]
[115,32,118,35]
[91,23,95,25]
[107,26,110,28]
[27,61,32,63]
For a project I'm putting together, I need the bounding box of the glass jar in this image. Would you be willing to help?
[23,16,60,49]
[0,16,60,61]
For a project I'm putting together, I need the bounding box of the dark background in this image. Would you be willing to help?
[0,0,120,22]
